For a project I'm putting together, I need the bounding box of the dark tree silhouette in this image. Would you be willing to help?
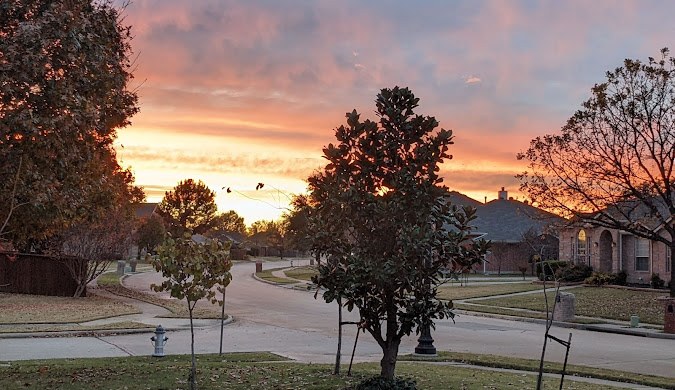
[308,87,488,380]
[0,0,141,250]
[518,49,675,297]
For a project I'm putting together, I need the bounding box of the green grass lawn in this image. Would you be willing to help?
[453,303,605,324]
[477,286,666,324]
[437,282,543,300]
[255,268,298,284]
[400,351,675,389]
[95,271,123,287]
[284,265,318,281]
[0,353,629,390]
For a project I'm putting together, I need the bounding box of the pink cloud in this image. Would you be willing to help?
[111,0,675,220]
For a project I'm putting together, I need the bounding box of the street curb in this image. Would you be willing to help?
[251,272,303,289]
[0,316,235,339]
[0,327,156,339]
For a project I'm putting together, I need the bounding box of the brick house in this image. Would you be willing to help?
[446,188,563,274]
[558,220,672,286]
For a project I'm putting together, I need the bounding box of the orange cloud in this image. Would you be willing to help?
[112,0,675,222]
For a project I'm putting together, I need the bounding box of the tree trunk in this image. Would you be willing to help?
[73,283,85,298]
[379,341,400,380]
[334,297,342,375]
[219,288,226,355]
[188,302,197,390]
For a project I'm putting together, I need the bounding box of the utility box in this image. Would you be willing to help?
[661,297,675,334]
[116,260,126,276]
[553,292,575,322]
[255,261,262,273]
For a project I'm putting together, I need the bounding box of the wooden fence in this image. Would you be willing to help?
[0,252,84,297]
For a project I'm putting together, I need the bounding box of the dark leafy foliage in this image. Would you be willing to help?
[585,272,618,286]
[555,263,593,282]
[651,273,665,289]
[158,179,219,236]
[308,87,488,379]
[536,260,568,280]
[0,0,141,249]
[350,376,417,390]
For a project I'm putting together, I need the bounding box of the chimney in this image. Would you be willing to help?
[498,187,508,200]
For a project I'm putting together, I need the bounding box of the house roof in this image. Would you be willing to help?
[600,197,671,231]
[207,231,246,244]
[473,199,563,243]
[441,190,562,243]
[134,203,158,219]
[443,191,483,208]
[566,195,673,232]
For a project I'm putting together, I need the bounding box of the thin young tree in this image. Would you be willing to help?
[308,87,488,381]
[518,48,675,296]
[152,234,232,390]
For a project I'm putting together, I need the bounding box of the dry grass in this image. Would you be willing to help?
[99,283,224,319]
[0,321,153,334]
[436,283,543,300]
[0,292,140,324]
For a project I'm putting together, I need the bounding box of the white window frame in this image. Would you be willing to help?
[577,230,588,265]
[635,238,650,272]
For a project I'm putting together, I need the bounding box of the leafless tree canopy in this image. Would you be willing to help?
[518,49,674,238]
[58,210,134,297]
[518,49,675,295]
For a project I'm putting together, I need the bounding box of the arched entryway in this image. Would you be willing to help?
[598,230,613,272]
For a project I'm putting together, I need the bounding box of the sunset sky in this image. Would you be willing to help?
[113,0,675,225]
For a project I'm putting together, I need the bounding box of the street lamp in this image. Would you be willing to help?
[415,248,437,355]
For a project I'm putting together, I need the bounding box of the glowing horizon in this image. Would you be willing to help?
[113,0,675,225]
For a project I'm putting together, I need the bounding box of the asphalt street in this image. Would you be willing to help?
[0,260,673,380]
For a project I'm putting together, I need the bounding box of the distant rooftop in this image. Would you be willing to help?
[445,188,563,243]
[134,203,158,219]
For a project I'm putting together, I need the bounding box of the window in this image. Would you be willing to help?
[667,246,671,273]
[635,238,650,272]
[576,230,588,265]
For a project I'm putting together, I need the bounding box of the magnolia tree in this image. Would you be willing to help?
[518,49,675,296]
[152,234,232,390]
[308,87,488,381]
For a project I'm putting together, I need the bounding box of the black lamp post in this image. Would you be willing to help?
[414,323,436,355]
[415,248,437,355]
